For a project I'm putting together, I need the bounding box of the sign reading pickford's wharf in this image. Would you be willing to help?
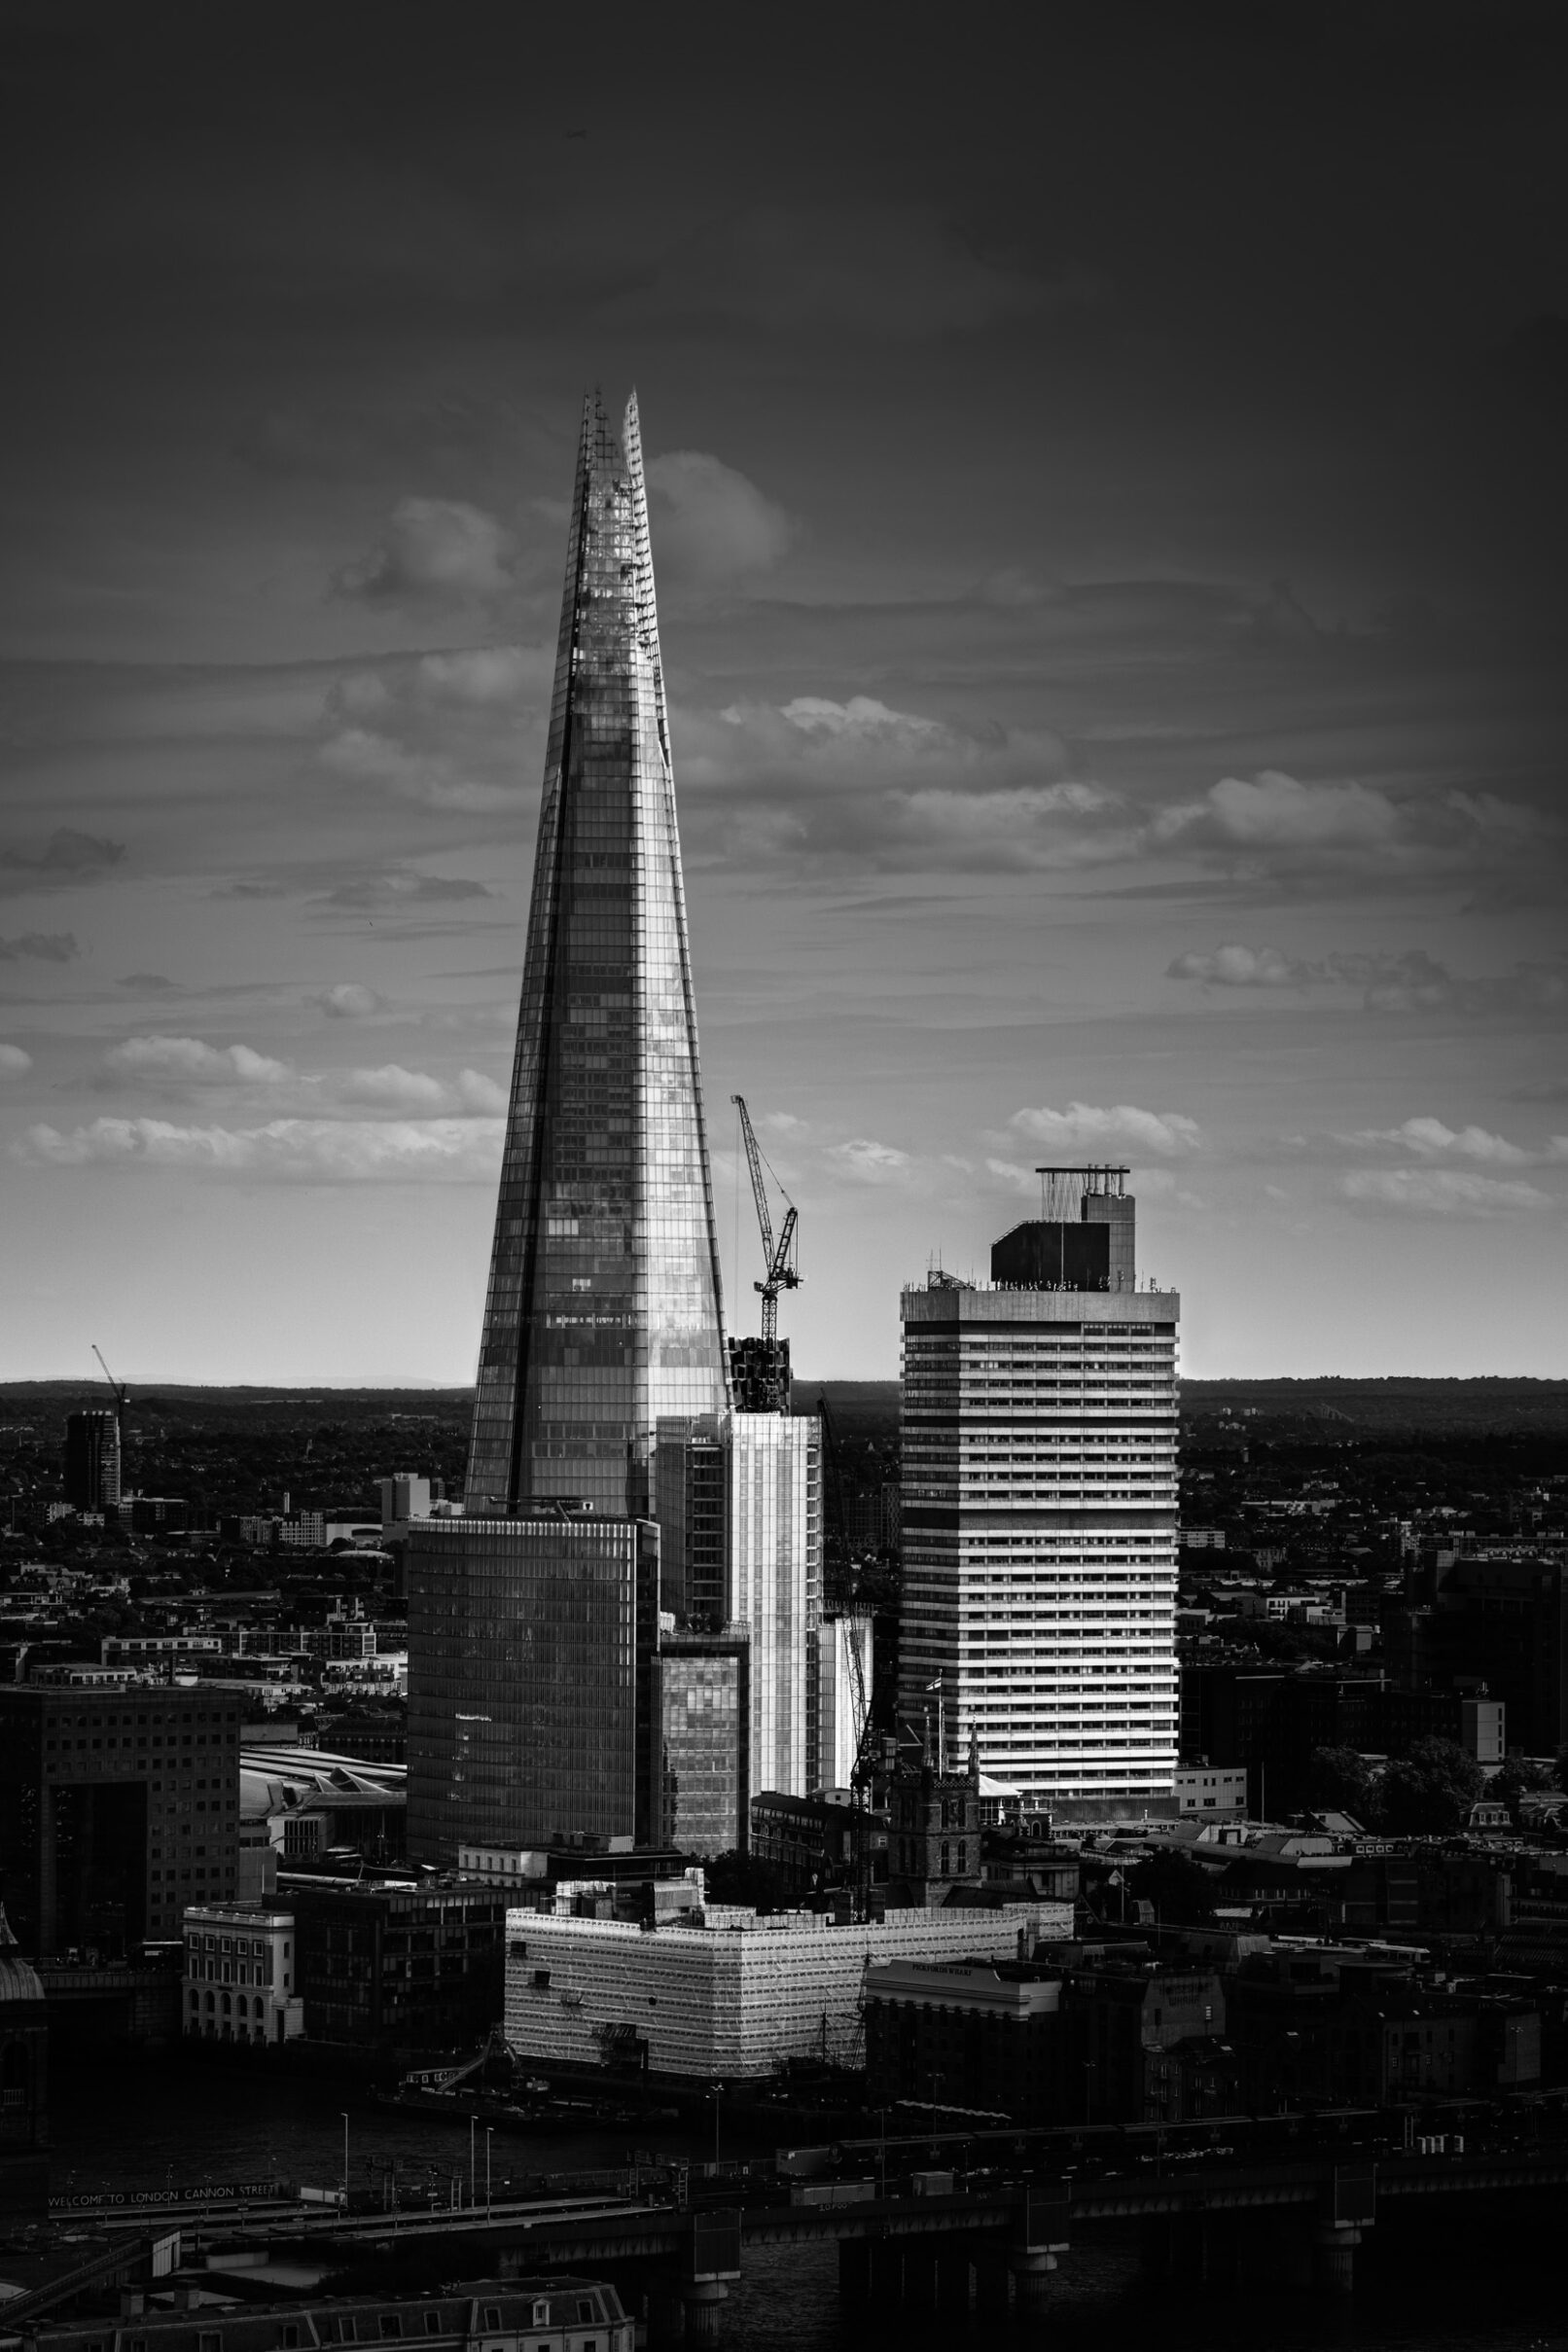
[49,2181,286,2211]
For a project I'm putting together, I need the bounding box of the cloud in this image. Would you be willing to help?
[1514,1078,1568,1104]
[334,497,514,602]
[644,451,793,583]
[310,982,381,1018]
[456,1068,507,1114]
[0,1044,32,1078]
[410,645,548,704]
[824,1137,914,1186]
[1152,770,1563,895]
[106,1035,292,1086]
[1167,943,1568,1014]
[1006,1102,1204,1157]
[0,828,125,881]
[313,647,552,835]
[1341,1169,1555,1217]
[1334,1116,1567,1168]
[0,931,78,962]
[317,726,515,815]
[314,870,493,910]
[118,972,176,991]
[97,1033,507,1124]
[683,695,1096,873]
[335,1062,447,1111]
[18,1116,505,1184]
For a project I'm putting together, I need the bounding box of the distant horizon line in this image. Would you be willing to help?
[1,1371,1564,1392]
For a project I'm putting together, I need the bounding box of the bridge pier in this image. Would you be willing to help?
[680,2280,729,2344]
[1314,2224,1361,2295]
[837,2240,872,2303]
[975,2248,1011,2314]
[903,2242,939,2306]
[1008,2247,1057,2315]
[936,2247,972,2312]
[868,2239,904,2303]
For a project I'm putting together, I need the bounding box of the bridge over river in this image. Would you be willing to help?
[157,2137,1568,2338]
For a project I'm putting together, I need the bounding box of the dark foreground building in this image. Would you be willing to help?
[0,1686,239,1954]
[0,1907,48,2218]
[291,1881,505,2049]
[408,391,731,1866]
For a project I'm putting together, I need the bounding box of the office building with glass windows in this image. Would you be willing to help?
[899,1173,1180,1807]
[655,1630,749,1855]
[408,389,731,1866]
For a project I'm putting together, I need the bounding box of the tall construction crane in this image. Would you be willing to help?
[730,1095,801,1412]
[92,1345,127,1436]
[731,1094,800,1347]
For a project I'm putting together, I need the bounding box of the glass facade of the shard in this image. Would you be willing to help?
[466,389,729,1519]
[408,391,730,1867]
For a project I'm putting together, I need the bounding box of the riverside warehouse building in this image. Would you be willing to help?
[503,1895,1070,2086]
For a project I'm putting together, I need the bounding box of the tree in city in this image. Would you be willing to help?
[1124,1850,1217,1924]
[704,1850,793,1914]
[1305,1744,1378,1819]
[1490,1756,1556,1820]
[1376,1738,1484,1835]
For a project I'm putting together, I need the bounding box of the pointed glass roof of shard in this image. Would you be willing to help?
[467,390,729,1519]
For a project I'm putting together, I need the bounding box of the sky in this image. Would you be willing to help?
[1,1,1566,1386]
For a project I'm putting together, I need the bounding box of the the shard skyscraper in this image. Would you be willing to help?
[407,392,731,1864]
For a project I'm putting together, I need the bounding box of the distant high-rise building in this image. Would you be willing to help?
[379,1473,433,1526]
[728,1411,822,1798]
[899,1170,1180,1807]
[653,1409,824,1803]
[656,1628,749,1856]
[408,390,731,1867]
[63,1408,120,1513]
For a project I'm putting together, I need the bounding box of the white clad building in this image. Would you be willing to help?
[504,1896,1067,2084]
[726,1412,821,1798]
[900,1175,1179,1805]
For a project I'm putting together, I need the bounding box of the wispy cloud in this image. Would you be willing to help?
[334,497,515,603]
[0,1044,32,1078]
[1168,943,1568,1015]
[0,828,125,883]
[1341,1169,1555,1217]
[0,931,78,963]
[18,1115,505,1183]
[1004,1102,1205,1157]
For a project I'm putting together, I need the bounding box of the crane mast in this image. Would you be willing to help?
[729,1095,802,1412]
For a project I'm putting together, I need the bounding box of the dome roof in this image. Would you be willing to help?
[0,1905,45,2006]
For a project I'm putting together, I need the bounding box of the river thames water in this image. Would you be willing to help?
[45,2064,1568,2352]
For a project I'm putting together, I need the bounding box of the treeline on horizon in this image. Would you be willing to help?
[1,1373,1564,1443]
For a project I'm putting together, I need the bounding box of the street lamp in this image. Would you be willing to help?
[485,2126,493,2219]
[340,2113,349,2208]
[469,2117,477,2211]
[711,2081,722,2170]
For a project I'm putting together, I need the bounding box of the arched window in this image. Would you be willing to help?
[204,1990,216,2013]
[221,1991,232,2014]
